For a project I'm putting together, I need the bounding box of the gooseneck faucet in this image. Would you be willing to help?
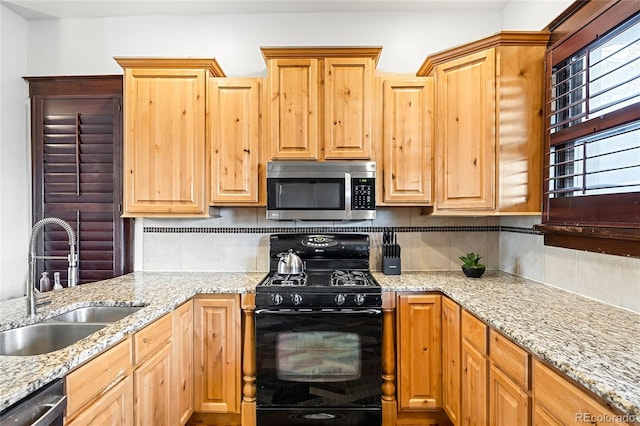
[27,217,78,316]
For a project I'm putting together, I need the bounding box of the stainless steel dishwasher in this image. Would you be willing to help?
[0,379,66,426]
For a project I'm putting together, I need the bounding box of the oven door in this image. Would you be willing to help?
[255,308,382,409]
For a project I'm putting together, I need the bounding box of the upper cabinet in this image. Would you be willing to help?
[381,77,434,205]
[208,78,262,205]
[115,58,225,217]
[418,32,550,214]
[262,47,380,161]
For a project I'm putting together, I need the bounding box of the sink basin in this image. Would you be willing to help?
[48,306,143,323]
[0,323,106,356]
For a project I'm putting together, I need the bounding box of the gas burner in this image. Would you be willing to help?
[268,272,307,286]
[331,270,370,287]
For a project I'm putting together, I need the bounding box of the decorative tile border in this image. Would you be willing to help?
[144,225,542,235]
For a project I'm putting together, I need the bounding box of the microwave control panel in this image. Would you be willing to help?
[352,178,375,210]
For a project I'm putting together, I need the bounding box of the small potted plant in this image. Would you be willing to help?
[459,252,485,278]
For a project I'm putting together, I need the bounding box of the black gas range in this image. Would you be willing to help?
[256,233,382,309]
[255,233,382,426]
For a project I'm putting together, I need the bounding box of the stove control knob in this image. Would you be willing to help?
[354,294,366,306]
[273,294,283,306]
[291,293,303,306]
[335,294,346,306]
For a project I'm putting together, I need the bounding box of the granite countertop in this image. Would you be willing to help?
[0,270,638,419]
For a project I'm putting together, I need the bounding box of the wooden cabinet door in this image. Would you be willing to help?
[533,360,628,426]
[209,78,260,204]
[267,58,320,159]
[67,376,133,426]
[461,340,488,426]
[172,301,194,426]
[435,49,495,211]
[489,365,530,426]
[324,57,373,159]
[397,294,442,410]
[194,296,241,413]
[442,297,461,425]
[133,342,172,426]
[122,67,207,216]
[532,403,564,426]
[382,77,434,204]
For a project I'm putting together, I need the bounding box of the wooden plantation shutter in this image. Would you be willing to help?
[28,76,132,286]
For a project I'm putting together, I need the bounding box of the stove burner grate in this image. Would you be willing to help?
[331,270,370,287]
[267,272,307,286]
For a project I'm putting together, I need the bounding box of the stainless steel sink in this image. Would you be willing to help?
[48,306,143,323]
[0,323,106,356]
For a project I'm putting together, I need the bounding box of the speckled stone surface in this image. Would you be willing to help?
[0,270,638,419]
[373,271,640,419]
[0,271,264,411]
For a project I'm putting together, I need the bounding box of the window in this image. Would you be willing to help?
[540,1,640,257]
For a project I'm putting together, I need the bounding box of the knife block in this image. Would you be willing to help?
[382,256,401,275]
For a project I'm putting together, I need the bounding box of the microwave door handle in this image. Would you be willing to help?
[345,172,352,218]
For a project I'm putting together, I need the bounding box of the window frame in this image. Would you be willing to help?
[538,0,640,258]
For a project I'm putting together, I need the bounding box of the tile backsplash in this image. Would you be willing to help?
[140,207,639,313]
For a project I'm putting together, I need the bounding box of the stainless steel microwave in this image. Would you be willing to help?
[266,161,376,220]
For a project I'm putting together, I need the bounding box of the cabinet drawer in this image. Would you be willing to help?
[461,310,488,354]
[490,329,530,389]
[66,338,132,418]
[134,313,172,364]
[533,360,627,425]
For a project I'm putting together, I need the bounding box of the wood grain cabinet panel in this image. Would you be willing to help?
[461,340,488,426]
[461,310,489,426]
[533,360,629,426]
[263,48,380,161]
[424,32,548,214]
[66,376,134,426]
[66,338,131,420]
[209,78,261,205]
[116,58,224,216]
[382,77,434,204]
[172,300,194,426]
[323,57,374,159]
[435,49,496,211]
[397,294,442,410]
[194,295,242,414]
[133,342,172,426]
[489,364,530,426]
[442,297,461,425]
[267,58,320,160]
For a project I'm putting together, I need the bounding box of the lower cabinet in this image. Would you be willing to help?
[133,342,172,425]
[394,294,448,425]
[532,360,629,426]
[442,296,461,425]
[193,295,241,413]
[489,329,531,426]
[489,365,529,426]
[172,300,194,425]
[65,338,132,425]
[461,310,489,426]
[66,376,134,426]
[132,313,173,426]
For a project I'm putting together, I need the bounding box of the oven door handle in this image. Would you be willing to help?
[255,308,381,316]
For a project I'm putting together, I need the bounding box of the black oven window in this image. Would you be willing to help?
[276,332,361,382]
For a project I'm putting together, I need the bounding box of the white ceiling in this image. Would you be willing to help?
[2,0,511,20]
